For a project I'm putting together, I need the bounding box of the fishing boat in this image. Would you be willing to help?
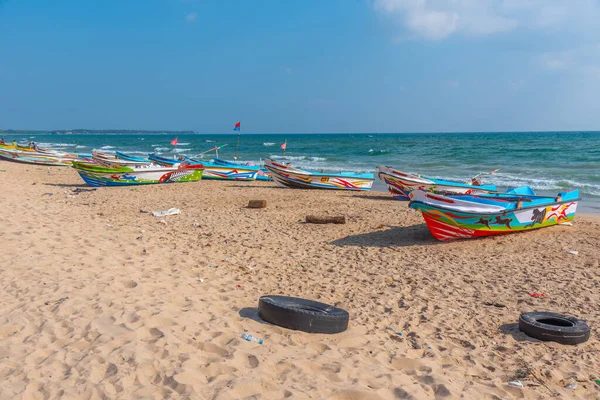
[115,151,150,163]
[408,188,579,241]
[148,153,259,181]
[92,151,151,167]
[264,159,374,190]
[213,158,271,181]
[72,161,204,187]
[377,166,498,200]
[0,148,82,166]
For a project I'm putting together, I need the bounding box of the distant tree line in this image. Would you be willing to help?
[0,129,196,134]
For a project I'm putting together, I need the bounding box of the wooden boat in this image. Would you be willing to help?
[72,161,204,187]
[377,166,497,200]
[115,151,150,163]
[149,154,259,181]
[408,189,579,241]
[213,158,271,181]
[92,151,151,167]
[264,159,374,190]
[0,148,80,166]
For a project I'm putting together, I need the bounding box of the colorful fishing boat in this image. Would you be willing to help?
[408,189,579,241]
[213,158,271,181]
[377,166,498,200]
[115,151,150,163]
[92,151,151,167]
[0,148,81,166]
[72,161,204,187]
[148,153,258,181]
[264,159,374,190]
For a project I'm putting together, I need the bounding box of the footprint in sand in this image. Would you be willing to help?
[123,280,138,288]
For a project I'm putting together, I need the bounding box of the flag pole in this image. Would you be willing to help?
[283,139,287,157]
[234,128,240,161]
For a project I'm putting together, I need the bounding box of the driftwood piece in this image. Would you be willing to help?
[306,215,346,224]
[247,200,267,209]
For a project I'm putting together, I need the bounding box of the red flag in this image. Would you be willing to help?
[280,141,287,150]
[171,137,178,146]
[234,122,241,131]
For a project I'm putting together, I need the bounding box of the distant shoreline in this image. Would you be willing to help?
[1,130,196,135]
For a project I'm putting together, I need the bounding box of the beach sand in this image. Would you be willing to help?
[1,162,599,399]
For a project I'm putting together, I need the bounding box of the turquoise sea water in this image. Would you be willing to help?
[4,131,600,212]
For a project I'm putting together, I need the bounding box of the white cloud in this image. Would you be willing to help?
[373,0,599,40]
[185,12,197,23]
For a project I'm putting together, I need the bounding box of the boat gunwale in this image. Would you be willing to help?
[408,196,581,217]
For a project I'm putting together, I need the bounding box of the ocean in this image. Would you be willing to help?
[4,131,600,212]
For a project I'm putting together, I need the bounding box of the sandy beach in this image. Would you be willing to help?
[1,162,599,399]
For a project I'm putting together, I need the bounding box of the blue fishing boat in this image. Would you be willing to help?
[148,153,259,181]
[116,151,151,163]
[213,158,271,181]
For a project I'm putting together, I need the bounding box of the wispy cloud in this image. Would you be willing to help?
[185,12,197,23]
[373,0,599,41]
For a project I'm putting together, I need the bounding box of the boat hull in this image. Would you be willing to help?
[377,166,496,200]
[265,159,374,191]
[73,164,204,187]
[409,191,579,241]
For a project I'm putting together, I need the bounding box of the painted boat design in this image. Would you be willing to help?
[264,159,374,191]
[148,154,258,181]
[377,166,497,200]
[408,189,580,241]
[213,158,272,181]
[72,161,204,187]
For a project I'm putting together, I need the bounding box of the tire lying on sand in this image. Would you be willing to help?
[518,312,590,345]
[258,295,349,334]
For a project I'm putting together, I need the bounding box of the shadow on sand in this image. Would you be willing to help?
[343,193,401,202]
[44,183,89,188]
[499,323,540,343]
[238,307,271,325]
[330,224,439,248]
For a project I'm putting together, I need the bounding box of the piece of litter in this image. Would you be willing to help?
[508,381,524,388]
[565,382,577,390]
[568,250,579,255]
[44,297,68,306]
[560,222,574,226]
[66,195,76,199]
[199,278,205,283]
[152,208,181,217]
[484,301,506,308]
[224,258,232,261]
[209,264,215,268]
[529,292,547,298]
[595,379,600,387]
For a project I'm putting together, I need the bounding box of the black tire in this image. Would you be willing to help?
[258,295,349,334]
[519,312,590,345]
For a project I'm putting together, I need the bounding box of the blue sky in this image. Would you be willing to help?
[1,0,599,133]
